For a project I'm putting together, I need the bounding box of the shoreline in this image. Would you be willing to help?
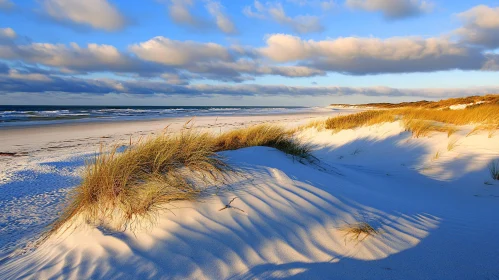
[0,106,324,131]
[0,109,349,153]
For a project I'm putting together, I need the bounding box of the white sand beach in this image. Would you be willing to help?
[1,108,499,279]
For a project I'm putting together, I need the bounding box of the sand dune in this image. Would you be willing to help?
[1,112,499,279]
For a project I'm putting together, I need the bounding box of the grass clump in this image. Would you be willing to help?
[340,222,381,245]
[307,98,498,138]
[50,124,311,235]
[52,129,228,233]
[215,124,311,160]
[489,160,499,181]
[323,110,395,131]
[402,119,456,138]
[331,94,499,109]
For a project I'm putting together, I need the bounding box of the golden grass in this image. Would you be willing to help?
[402,119,456,138]
[323,110,395,131]
[331,94,499,109]
[305,102,499,138]
[49,124,311,235]
[214,124,311,160]
[447,138,459,151]
[340,222,380,245]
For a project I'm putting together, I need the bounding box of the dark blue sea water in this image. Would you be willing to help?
[0,105,314,128]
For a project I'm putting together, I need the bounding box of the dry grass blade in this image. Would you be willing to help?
[340,222,381,245]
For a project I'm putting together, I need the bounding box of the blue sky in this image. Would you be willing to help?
[0,0,498,105]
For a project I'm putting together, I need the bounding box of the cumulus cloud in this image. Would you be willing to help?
[0,0,14,10]
[456,5,499,49]
[346,0,433,19]
[0,41,161,74]
[0,31,324,84]
[0,27,16,40]
[130,36,231,66]
[129,36,323,81]
[244,1,324,34]
[259,34,488,75]
[41,0,127,31]
[165,0,237,34]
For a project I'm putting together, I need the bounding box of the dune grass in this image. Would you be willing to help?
[323,110,395,131]
[49,124,311,235]
[340,222,381,245]
[331,94,499,109]
[305,102,498,137]
[214,124,311,159]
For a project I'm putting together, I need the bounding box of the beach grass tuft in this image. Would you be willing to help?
[49,124,311,235]
[340,222,381,245]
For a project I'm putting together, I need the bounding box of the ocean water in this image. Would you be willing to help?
[0,105,314,128]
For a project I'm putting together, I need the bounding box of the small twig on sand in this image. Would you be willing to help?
[0,152,19,157]
[219,197,245,213]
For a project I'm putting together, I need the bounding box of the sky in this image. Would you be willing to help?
[0,0,498,106]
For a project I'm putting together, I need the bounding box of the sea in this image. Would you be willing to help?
[0,105,317,128]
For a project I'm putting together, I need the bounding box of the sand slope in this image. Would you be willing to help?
[1,121,499,279]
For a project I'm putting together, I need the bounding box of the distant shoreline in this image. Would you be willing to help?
[0,107,332,130]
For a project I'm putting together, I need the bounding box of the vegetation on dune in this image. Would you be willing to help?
[330,94,499,109]
[49,124,311,235]
[214,124,312,159]
[305,101,499,137]
[340,222,381,245]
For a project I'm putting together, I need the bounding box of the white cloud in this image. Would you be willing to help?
[0,41,144,73]
[259,34,487,74]
[130,36,231,66]
[167,0,201,27]
[346,0,433,19]
[456,5,499,49]
[165,0,237,34]
[0,0,14,10]
[0,27,16,39]
[205,1,238,34]
[244,1,324,34]
[41,0,127,31]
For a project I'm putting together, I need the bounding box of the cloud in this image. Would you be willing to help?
[130,36,231,66]
[456,5,499,49]
[205,1,238,34]
[0,0,14,10]
[41,0,127,31]
[346,0,433,19]
[0,31,323,84]
[0,40,171,76]
[165,0,237,34]
[1,70,498,99]
[167,0,204,27]
[0,27,16,40]
[244,1,324,34]
[130,36,324,81]
[259,34,489,75]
